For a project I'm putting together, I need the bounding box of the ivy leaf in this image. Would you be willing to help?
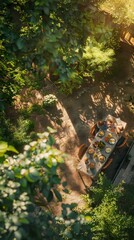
[51,175,60,184]
[73,222,80,234]
[26,167,40,182]
[68,211,78,219]
[63,188,69,193]
[53,189,62,202]
[70,203,77,209]
[47,190,53,202]
[48,135,55,146]
[43,7,49,15]
[16,38,25,50]
[62,181,67,187]
[21,178,27,188]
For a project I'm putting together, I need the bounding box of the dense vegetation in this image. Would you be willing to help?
[0,0,134,239]
[100,0,134,26]
[0,137,134,239]
[1,0,118,100]
[0,0,119,146]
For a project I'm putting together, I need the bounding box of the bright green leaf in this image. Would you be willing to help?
[0,141,8,154]
[7,145,19,154]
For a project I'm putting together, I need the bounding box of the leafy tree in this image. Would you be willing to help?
[0,129,92,240]
[0,41,25,104]
[100,0,134,26]
[0,0,117,94]
[0,136,134,239]
[79,37,115,78]
[85,174,134,240]
[0,129,64,239]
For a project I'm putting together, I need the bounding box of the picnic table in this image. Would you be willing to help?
[77,115,127,180]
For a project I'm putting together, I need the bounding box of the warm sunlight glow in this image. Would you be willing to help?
[105,94,114,108]
[91,92,103,106]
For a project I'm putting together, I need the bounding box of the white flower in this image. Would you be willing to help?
[30,141,37,147]
[24,145,30,151]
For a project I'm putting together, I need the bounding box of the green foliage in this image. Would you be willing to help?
[0,141,18,157]
[56,203,92,240]
[0,111,16,144]
[0,138,134,239]
[43,94,58,108]
[58,69,83,94]
[87,174,113,206]
[118,184,134,216]
[19,104,44,117]
[30,103,44,114]
[12,117,35,148]
[84,174,134,240]
[0,0,120,96]
[81,38,115,78]
[0,43,25,103]
[100,0,134,26]
[92,195,133,240]
[91,24,120,50]
[0,111,35,151]
[0,130,65,239]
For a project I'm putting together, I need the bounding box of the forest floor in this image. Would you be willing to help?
[12,42,134,215]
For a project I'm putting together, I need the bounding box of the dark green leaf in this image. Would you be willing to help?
[26,167,40,182]
[43,7,49,15]
[16,38,25,50]
[70,203,78,209]
[19,218,29,224]
[62,181,67,187]
[73,222,80,234]
[53,189,62,202]
[68,211,78,219]
[47,190,53,202]
[63,188,69,193]
[52,175,60,184]
[48,135,55,146]
[21,178,27,188]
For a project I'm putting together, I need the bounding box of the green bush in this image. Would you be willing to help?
[31,104,44,114]
[83,174,134,240]
[80,37,115,78]
[12,117,34,148]
[0,130,65,239]
[43,94,58,108]
[0,112,13,143]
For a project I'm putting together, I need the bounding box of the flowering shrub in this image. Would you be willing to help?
[0,128,64,239]
[43,94,58,108]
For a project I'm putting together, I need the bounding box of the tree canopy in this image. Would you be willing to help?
[100,0,134,26]
[0,0,119,96]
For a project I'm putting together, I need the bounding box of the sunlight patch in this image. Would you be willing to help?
[105,95,113,108]
[115,105,123,115]
[91,93,103,106]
